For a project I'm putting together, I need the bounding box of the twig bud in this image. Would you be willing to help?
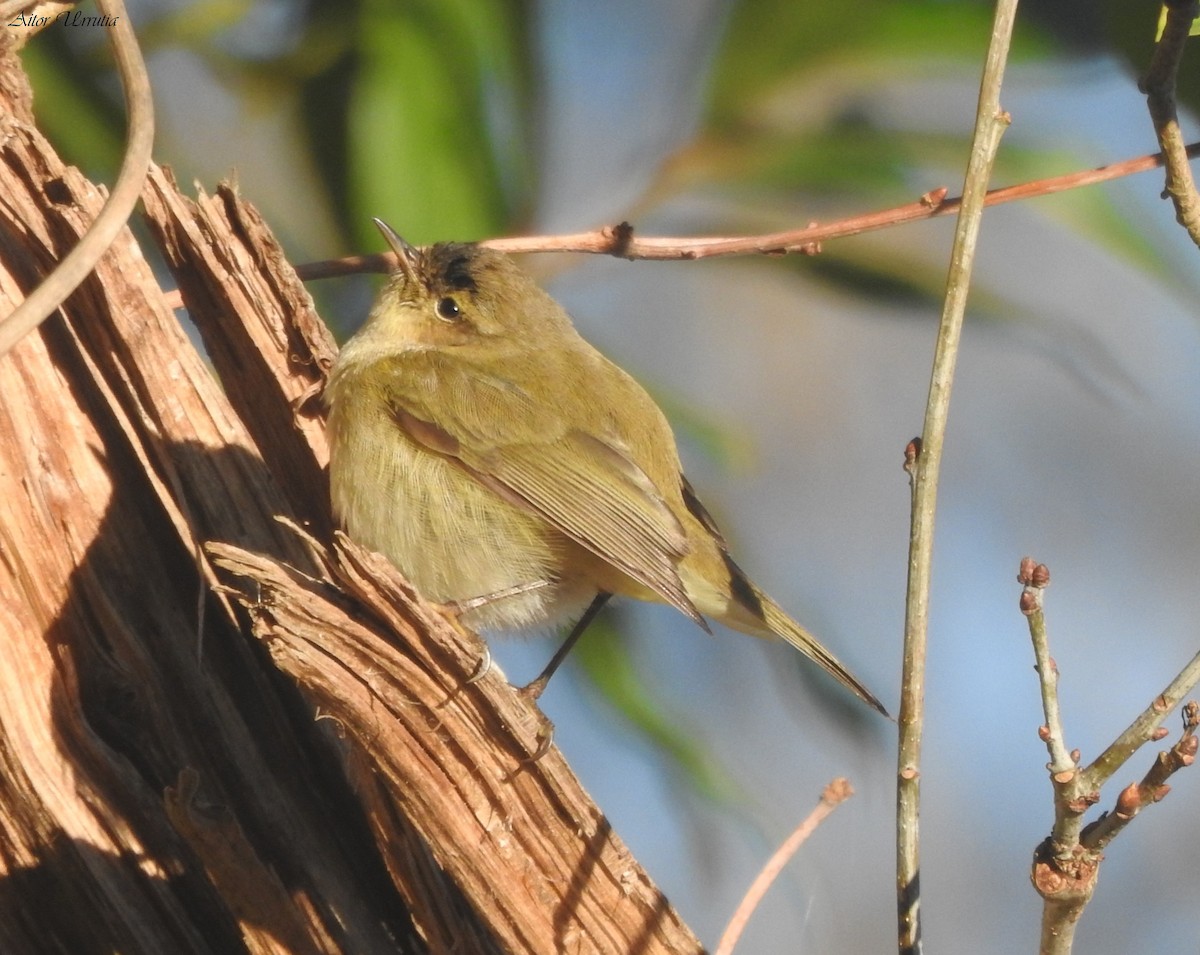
[1183,700,1200,729]
[1031,563,1050,588]
[1152,727,1170,741]
[920,187,949,208]
[903,437,922,474]
[1017,557,1036,584]
[1115,782,1141,817]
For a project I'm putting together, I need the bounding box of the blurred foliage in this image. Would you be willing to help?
[308,0,533,248]
[707,0,1048,128]
[574,616,739,805]
[20,27,125,178]
[667,0,1174,317]
[24,0,534,250]
[1046,0,1200,104]
[22,0,1184,272]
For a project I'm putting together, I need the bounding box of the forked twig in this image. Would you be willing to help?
[1021,558,1200,954]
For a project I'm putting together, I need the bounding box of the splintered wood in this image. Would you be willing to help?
[0,37,701,955]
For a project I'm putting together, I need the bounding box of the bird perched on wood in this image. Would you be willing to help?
[326,219,887,716]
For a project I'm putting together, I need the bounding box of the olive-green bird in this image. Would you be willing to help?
[326,220,887,715]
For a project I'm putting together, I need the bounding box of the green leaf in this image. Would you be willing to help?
[345,0,531,248]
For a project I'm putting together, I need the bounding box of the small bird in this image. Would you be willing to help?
[326,219,887,716]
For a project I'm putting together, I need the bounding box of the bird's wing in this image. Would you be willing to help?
[383,355,705,626]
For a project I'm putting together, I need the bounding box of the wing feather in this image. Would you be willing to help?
[385,355,705,625]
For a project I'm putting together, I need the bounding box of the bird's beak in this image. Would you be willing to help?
[373,218,419,285]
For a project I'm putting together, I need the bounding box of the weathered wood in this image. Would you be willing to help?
[0,32,704,955]
[141,166,335,537]
[0,38,420,955]
[209,535,704,955]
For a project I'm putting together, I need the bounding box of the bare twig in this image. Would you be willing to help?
[155,136,1200,315]
[1140,0,1200,247]
[1082,647,1200,789]
[276,140,1200,284]
[714,779,854,955]
[895,4,1018,954]
[1020,561,1074,780]
[0,0,155,357]
[1021,559,1096,955]
[1021,561,1092,859]
[1080,702,1199,851]
[1022,560,1200,954]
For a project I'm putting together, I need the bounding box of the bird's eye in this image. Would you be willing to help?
[435,297,461,321]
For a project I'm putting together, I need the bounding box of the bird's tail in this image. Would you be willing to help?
[676,476,888,716]
[720,578,890,718]
[763,595,890,717]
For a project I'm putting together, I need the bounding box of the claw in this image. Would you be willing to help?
[523,721,555,764]
[465,644,492,684]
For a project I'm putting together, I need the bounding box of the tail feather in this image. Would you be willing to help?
[760,597,890,717]
[677,476,888,717]
[717,579,890,717]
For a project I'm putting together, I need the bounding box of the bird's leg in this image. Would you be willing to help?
[520,592,612,702]
[516,592,613,763]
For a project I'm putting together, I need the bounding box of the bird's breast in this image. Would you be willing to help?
[328,395,594,631]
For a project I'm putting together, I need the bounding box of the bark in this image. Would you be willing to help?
[0,36,702,955]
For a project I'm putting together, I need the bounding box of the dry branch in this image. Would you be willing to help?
[208,535,702,955]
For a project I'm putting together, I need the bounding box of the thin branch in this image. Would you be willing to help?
[155,137,1200,315]
[895,4,1018,954]
[1021,559,1097,955]
[1140,0,1200,247]
[1021,561,1073,776]
[1020,561,1091,858]
[1031,837,1092,955]
[1081,644,1200,790]
[0,0,154,358]
[280,140,1200,283]
[714,779,854,955]
[1080,702,1199,851]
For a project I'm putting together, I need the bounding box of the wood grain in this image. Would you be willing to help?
[0,35,703,955]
